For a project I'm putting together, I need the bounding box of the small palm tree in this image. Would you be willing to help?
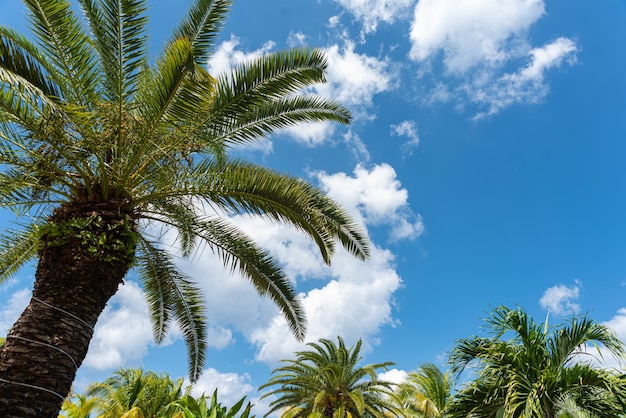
[260,336,397,417]
[173,390,254,418]
[394,363,453,417]
[0,0,369,415]
[448,305,626,418]
[85,368,187,418]
[58,392,98,418]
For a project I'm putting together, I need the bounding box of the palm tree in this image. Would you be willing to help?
[58,391,98,418]
[173,390,254,418]
[447,305,626,418]
[0,0,370,415]
[84,368,187,418]
[394,363,453,417]
[260,336,397,417]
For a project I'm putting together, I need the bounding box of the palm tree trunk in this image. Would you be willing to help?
[0,201,136,417]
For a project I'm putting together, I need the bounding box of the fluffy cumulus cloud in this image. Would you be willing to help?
[188,367,255,407]
[83,281,158,369]
[539,281,581,316]
[332,0,415,34]
[316,163,424,242]
[250,245,402,363]
[164,163,420,368]
[409,0,578,117]
[83,280,234,371]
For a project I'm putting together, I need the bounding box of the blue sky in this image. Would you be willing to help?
[1,0,626,414]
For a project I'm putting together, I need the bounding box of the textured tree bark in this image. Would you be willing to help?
[0,200,135,417]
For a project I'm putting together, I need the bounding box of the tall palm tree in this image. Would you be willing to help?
[447,305,626,418]
[0,0,370,415]
[260,336,397,417]
[394,363,453,417]
[85,368,187,418]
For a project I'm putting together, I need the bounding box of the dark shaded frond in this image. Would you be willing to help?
[186,159,369,262]
[205,95,351,146]
[136,238,207,381]
[0,26,60,97]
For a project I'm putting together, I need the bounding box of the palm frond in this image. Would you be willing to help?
[182,159,369,262]
[0,223,39,282]
[0,26,60,97]
[170,0,232,65]
[23,0,99,106]
[78,0,148,104]
[136,238,207,381]
[157,211,307,341]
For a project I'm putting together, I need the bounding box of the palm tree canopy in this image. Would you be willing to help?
[0,0,370,385]
[447,305,626,418]
[85,368,187,418]
[260,336,397,418]
[394,363,453,418]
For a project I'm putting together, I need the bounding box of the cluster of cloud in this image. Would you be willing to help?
[331,0,578,118]
[409,0,578,118]
[330,0,414,34]
[539,281,582,317]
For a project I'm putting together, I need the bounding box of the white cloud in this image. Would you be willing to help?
[83,281,155,369]
[410,0,545,73]
[250,245,402,364]
[332,0,415,34]
[316,163,424,242]
[391,120,420,154]
[321,41,393,109]
[83,280,234,371]
[379,368,408,385]
[188,367,255,407]
[343,130,370,161]
[539,282,581,317]
[208,35,276,76]
[472,38,578,118]
[0,287,30,335]
[409,0,578,117]
[166,164,420,370]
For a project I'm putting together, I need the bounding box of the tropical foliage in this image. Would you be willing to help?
[173,390,254,418]
[393,363,453,418]
[447,305,626,418]
[260,336,397,417]
[84,368,186,417]
[0,0,369,415]
[59,371,254,418]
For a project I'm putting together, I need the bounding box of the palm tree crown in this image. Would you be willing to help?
[448,305,626,418]
[0,0,369,415]
[394,363,453,418]
[260,336,397,417]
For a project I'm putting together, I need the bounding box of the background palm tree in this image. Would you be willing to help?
[173,390,254,418]
[0,0,369,415]
[447,305,626,418]
[58,391,98,418]
[84,368,187,418]
[260,336,397,417]
[394,363,453,418]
